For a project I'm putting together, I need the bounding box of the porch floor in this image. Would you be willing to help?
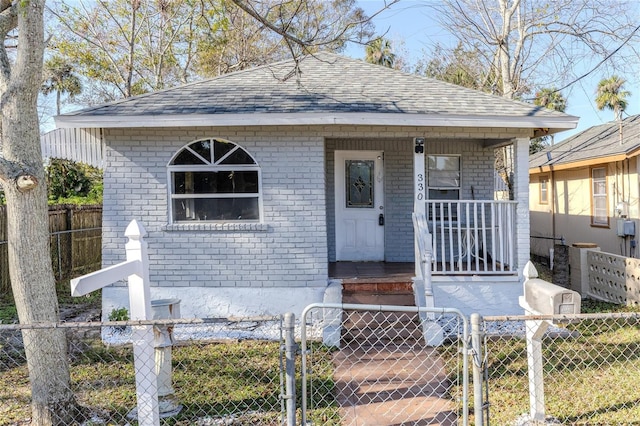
[329,262,414,280]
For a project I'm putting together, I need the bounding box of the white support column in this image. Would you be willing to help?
[413,137,426,278]
[412,138,443,346]
[513,138,531,273]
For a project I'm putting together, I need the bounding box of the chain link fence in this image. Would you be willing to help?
[479,312,640,426]
[301,304,469,426]
[1,318,294,426]
[5,307,640,426]
[1,306,470,426]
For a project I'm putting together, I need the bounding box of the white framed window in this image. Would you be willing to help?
[591,167,608,226]
[539,175,549,204]
[428,155,461,219]
[168,138,262,223]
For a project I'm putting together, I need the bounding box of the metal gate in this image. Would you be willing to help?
[300,303,470,425]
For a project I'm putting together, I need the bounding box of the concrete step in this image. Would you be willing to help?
[343,292,415,306]
[341,281,421,345]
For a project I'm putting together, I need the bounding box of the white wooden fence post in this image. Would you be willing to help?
[125,220,159,425]
[70,220,159,426]
[519,260,583,423]
[525,318,549,422]
[521,261,548,422]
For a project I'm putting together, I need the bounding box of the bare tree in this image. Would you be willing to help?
[47,0,387,105]
[431,0,640,100]
[0,0,81,424]
[229,0,381,55]
[428,0,638,201]
[48,0,205,102]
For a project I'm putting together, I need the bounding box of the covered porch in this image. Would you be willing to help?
[324,121,554,317]
[329,192,519,281]
[424,199,517,275]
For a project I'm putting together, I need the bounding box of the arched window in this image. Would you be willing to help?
[168,138,261,222]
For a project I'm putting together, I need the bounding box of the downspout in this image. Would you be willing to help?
[627,158,631,214]
[550,169,556,245]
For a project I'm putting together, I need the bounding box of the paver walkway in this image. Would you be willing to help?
[332,342,458,426]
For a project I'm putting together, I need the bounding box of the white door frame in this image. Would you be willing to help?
[334,150,385,261]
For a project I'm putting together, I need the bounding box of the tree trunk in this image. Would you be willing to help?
[0,1,81,424]
[5,175,79,425]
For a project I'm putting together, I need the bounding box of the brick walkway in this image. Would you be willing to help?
[332,343,458,426]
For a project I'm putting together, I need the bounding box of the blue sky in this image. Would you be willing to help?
[346,0,640,141]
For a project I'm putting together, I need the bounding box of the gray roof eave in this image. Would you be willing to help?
[55,111,579,133]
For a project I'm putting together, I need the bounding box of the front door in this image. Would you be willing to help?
[335,151,385,261]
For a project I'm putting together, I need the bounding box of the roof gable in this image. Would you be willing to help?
[56,52,578,134]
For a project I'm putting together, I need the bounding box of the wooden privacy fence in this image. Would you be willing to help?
[0,205,102,293]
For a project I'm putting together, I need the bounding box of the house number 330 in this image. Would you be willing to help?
[415,173,424,200]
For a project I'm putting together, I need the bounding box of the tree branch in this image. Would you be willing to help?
[230,0,307,47]
[0,1,16,85]
[230,0,398,51]
[0,157,39,192]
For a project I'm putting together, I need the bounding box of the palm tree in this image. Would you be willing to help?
[595,75,630,121]
[534,87,567,112]
[41,56,82,115]
[531,87,568,150]
[365,38,395,68]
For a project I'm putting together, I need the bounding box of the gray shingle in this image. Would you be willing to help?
[63,52,571,120]
[530,114,640,169]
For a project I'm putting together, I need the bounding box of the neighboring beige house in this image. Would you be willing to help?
[530,114,640,258]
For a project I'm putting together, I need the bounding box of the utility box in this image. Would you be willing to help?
[617,219,636,237]
[521,278,581,315]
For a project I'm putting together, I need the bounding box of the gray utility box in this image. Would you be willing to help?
[522,278,581,315]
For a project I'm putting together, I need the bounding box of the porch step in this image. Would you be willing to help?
[341,281,421,345]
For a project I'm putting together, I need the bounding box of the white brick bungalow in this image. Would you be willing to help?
[55,52,578,319]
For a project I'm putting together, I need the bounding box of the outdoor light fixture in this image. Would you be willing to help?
[414,137,425,154]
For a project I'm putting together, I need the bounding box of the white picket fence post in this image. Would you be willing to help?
[71,219,159,426]
[519,260,581,423]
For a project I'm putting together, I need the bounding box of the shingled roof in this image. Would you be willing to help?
[530,114,640,172]
[55,52,577,134]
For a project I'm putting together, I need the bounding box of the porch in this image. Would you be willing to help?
[329,199,518,280]
[424,199,518,275]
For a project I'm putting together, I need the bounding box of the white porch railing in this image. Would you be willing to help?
[419,200,517,275]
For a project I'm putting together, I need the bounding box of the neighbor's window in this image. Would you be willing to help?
[591,167,608,226]
[168,138,261,222]
[428,155,460,219]
[539,175,549,204]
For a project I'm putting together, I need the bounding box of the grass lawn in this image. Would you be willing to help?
[3,260,640,425]
[1,336,337,425]
[439,298,640,425]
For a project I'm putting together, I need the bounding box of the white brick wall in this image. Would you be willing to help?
[100,125,531,317]
[102,128,328,292]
